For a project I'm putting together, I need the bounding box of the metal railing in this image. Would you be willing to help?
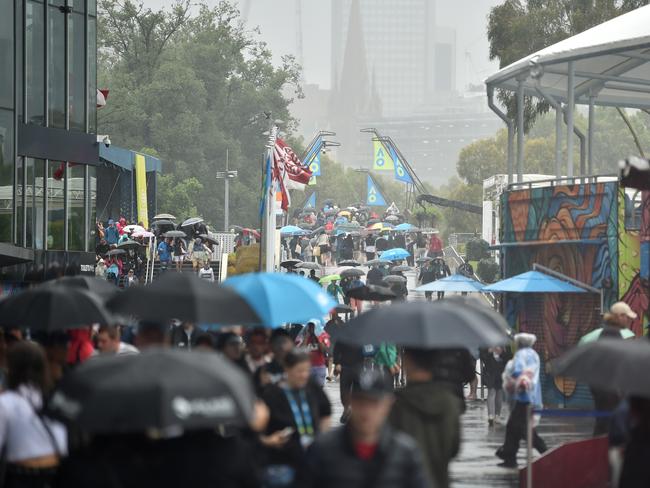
[508,174,617,191]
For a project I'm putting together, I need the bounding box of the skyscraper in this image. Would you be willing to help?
[331,0,452,116]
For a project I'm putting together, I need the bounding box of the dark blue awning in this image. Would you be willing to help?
[99,145,162,173]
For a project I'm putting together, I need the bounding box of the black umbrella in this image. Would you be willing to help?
[335,304,354,314]
[181,217,204,227]
[416,257,433,264]
[295,262,320,270]
[341,268,365,278]
[198,234,220,246]
[383,275,406,284]
[335,300,509,349]
[48,348,256,433]
[366,259,391,266]
[552,338,650,397]
[106,249,126,257]
[43,275,118,299]
[153,213,176,220]
[346,285,396,302]
[280,259,302,269]
[151,219,175,228]
[106,273,260,324]
[339,260,361,267]
[117,239,142,251]
[391,265,412,273]
[0,287,113,330]
[163,230,186,238]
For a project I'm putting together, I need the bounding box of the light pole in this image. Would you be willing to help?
[216,149,238,232]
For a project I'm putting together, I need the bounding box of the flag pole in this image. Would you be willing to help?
[262,125,278,273]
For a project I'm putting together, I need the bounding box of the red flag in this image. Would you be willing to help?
[272,138,312,211]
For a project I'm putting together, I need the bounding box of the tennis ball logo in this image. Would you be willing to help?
[397,165,405,177]
[368,187,377,203]
[376,148,385,167]
[309,161,319,173]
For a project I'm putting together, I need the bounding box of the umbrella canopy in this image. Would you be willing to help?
[383,275,406,284]
[481,270,588,293]
[123,224,146,234]
[346,285,396,302]
[394,223,418,232]
[153,213,176,220]
[43,275,118,298]
[117,239,142,251]
[107,273,260,324]
[384,215,400,223]
[198,234,220,246]
[132,230,155,239]
[340,268,365,278]
[295,262,320,270]
[223,273,337,327]
[280,225,307,236]
[366,258,391,266]
[106,249,126,257]
[416,257,433,264]
[151,219,175,228]
[163,230,187,238]
[578,327,636,344]
[339,259,361,267]
[49,348,256,433]
[335,300,509,349]
[319,274,341,284]
[391,265,411,273]
[415,274,485,293]
[181,217,204,227]
[280,259,302,269]
[552,338,650,398]
[0,287,112,330]
[380,248,411,261]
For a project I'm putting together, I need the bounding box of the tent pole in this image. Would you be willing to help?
[588,94,595,177]
[487,85,514,184]
[516,77,525,182]
[567,61,575,177]
[555,107,562,178]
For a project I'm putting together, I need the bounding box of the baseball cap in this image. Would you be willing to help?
[351,369,392,398]
[610,301,637,319]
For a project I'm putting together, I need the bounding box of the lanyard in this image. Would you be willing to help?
[283,388,314,437]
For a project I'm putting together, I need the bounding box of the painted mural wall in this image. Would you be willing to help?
[500,181,647,406]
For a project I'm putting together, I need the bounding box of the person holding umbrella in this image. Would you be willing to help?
[480,346,511,426]
[326,279,345,305]
[296,322,331,387]
[0,342,67,487]
[496,333,547,468]
[172,237,187,272]
[260,350,332,487]
[157,237,172,272]
[418,261,436,301]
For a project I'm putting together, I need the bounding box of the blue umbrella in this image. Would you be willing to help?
[223,273,337,327]
[394,223,417,232]
[380,248,411,261]
[415,273,484,293]
[280,225,307,236]
[481,270,587,293]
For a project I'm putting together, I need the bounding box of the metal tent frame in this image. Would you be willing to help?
[485,5,650,183]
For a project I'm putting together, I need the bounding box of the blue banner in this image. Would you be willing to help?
[367,175,387,206]
[308,151,321,176]
[390,146,413,184]
[304,192,316,209]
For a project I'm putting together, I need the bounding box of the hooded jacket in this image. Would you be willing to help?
[389,381,462,488]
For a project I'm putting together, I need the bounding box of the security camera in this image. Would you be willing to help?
[97,135,111,147]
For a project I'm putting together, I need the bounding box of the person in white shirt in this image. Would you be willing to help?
[198,262,215,282]
[0,342,67,486]
[96,325,139,355]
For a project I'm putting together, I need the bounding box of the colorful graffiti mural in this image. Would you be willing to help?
[500,180,647,406]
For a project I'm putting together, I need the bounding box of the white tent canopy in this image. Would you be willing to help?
[486,5,650,109]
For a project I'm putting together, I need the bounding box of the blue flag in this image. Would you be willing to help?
[390,146,413,184]
[308,151,321,176]
[304,192,316,209]
[367,175,386,206]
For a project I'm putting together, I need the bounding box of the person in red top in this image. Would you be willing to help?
[428,233,443,258]
[296,322,330,387]
[66,328,94,365]
[117,217,127,235]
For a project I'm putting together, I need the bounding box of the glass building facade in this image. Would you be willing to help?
[0,0,98,279]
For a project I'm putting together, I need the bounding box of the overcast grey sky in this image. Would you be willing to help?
[144,0,502,91]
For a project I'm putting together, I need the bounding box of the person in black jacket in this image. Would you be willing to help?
[299,369,429,488]
[418,261,436,301]
[431,348,476,413]
[169,322,201,350]
[366,265,384,286]
[480,346,512,426]
[333,339,364,423]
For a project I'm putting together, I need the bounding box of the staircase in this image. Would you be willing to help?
[149,260,222,282]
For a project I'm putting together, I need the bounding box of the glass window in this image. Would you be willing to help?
[88,165,96,252]
[67,163,84,250]
[26,1,45,125]
[0,109,13,242]
[88,16,97,133]
[48,7,66,128]
[0,0,13,109]
[47,160,65,249]
[25,158,44,249]
[69,13,85,131]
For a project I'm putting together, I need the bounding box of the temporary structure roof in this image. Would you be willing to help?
[485,5,650,109]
